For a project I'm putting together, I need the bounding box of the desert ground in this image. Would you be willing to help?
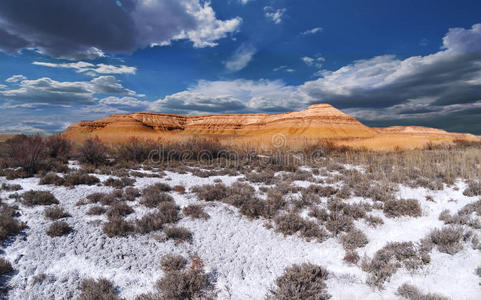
[0,135,480,299]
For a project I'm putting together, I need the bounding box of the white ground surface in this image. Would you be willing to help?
[0,164,480,300]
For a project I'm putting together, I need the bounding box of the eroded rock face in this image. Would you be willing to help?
[64,104,376,139]
[63,103,478,149]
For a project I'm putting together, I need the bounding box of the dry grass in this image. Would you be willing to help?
[268,263,330,300]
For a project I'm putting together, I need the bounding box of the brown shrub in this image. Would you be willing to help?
[463,181,481,197]
[361,242,430,288]
[135,202,180,234]
[44,206,70,220]
[160,254,188,272]
[46,221,72,237]
[325,213,354,235]
[191,183,229,202]
[103,217,134,238]
[123,187,140,201]
[274,213,327,242]
[77,138,109,166]
[268,263,330,300]
[63,172,100,186]
[383,199,422,218]
[115,137,156,163]
[183,205,209,219]
[156,268,208,299]
[428,226,464,255]
[343,251,360,265]
[78,278,120,300]
[173,185,186,194]
[164,226,193,244]
[245,170,276,184]
[103,177,136,189]
[0,183,22,191]
[22,191,59,206]
[5,134,47,176]
[140,191,174,208]
[365,215,384,227]
[308,207,330,222]
[39,173,65,185]
[0,204,25,242]
[396,283,449,300]
[45,134,72,160]
[87,206,106,216]
[106,202,134,219]
[340,228,369,250]
[0,258,13,276]
[86,192,120,206]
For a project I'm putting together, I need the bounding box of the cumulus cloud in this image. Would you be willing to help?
[224,44,256,72]
[5,75,27,83]
[273,66,295,73]
[264,7,286,24]
[0,0,242,59]
[302,56,325,68]
[301,27,323,36]
[33,61,136,75]
[0,75,137,104]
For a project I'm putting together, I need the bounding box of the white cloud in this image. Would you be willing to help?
[302,56,325,68]
[5,75,27,83]
[239,0,253,4]
[301,27,323,36]
[0,84,6,89]
[224,44,256,72]
[273,66,295,73]
[33,61,136,75]
[0,75,137,104]
[264,7,286,24]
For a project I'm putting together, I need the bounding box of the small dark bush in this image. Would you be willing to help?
[365,215,384,227]
[268,263,330,300]
[463,181,481,197]
[191,183,228,202]
[87,206,106,216]
[103,177,136,189]
[39,173,65,185]
[0,204,25,242]
[308,207,330,222]
[140,192,174,208]
[45,134,72,160]
[64,172,100,186]
[0,183,22,191]
[123,187,140,201]
[325,213,354,235]
[106,202,133,219]
[340,228,369,250]
[343,251,360,265]
[183,205,209,219]
[22,191,59,206]
[77,138,109,166]
[103,217,134,238]
[86,192,117,206]
[160,254,188,272]
[156,268,208,299]
[164,226,193,244]
[396,283,449,300]
[46,221,72,237]
[44,206,70,220]
[245,170,276,184]
[173,185,185,194]
[383,199,422,218]
[274,213,326,242]
[135,202,180,234]
[5,134,47,176]
[78,277,120,300]
[0,258,13,276]
[428,226,464,254]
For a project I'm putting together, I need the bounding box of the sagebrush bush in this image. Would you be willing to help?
[383,199,422,218]
[44,206,70,220]
[63,172,100,186]
[396,283,449,300]
[77,138,109,166]
[106,202,134,219]
[135,202,179,234]
[164,226,193,244]
[245,170,276,184]
[87,206,106,216]
[86,192,119,206]
[156,268,209,299]
[463,181,481,197]
[140,191,174,208]
[39,173,65,185]
[45,134,72,160]
[274,213,326,242]
[343,251,360,265]
[46,221,72,237]
[325,213,354,235]
[182,205,209,219]
[22,191,59,206]
[428,226,464,254]
[103,177,136,189]
[103,217,134,238]
[0,258,13,276]
[0,204,25,242]
[340,228,369,250]
[78,277,120,300]
[365,215,384,227]
[123,187,140,201]
[0,183,22,191]
[160,254,188,272]
[191,183,229,202]
[173,185,185,194]
[268,263,330,300]
[361,242,430,288]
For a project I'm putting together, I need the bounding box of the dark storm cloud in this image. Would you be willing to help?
[0,0,241,59]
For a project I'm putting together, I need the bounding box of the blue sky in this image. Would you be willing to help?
[1,0,481,134]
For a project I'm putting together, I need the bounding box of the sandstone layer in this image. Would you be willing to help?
[63,103,478,150]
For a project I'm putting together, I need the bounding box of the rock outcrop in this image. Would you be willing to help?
[63,103,478,149]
